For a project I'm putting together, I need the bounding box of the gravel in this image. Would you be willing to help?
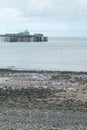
[0,69,87,130]
[0,107,87,130]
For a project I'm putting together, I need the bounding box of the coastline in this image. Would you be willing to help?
[0,68,87,111]
[1,68,87,74]
[0,68,87,129]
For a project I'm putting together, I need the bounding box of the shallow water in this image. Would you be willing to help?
[0,38,87,71]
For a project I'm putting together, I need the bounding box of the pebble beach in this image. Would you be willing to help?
[0,69,87,130]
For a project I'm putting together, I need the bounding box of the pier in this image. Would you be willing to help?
[0,30,48,42]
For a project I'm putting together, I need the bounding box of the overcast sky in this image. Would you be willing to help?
[0,0,87,37]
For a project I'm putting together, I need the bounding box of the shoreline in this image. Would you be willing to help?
[0,68,87,129]
[0,68,87,112]
[1,68,87,74]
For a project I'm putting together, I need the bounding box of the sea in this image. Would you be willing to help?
[0,37,87,72]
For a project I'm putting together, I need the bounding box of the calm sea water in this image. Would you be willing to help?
[0,38,87,71]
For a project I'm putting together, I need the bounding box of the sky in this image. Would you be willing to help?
[0,0,87,37]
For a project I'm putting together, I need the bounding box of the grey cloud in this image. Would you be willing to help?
[0,0,87,36]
